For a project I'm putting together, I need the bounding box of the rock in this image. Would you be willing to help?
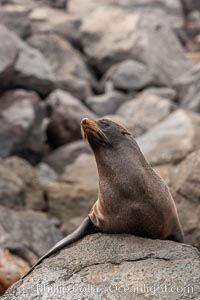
[103,60,156,92]
[46,154,98,233]
[0,164,25,209]
[29,6,82,46]
[171,150,200,249]
[0,25,18,90]
[2,157,46,211]
[0,89,46,163]
[44,140,91,174]
[181,0,200,13]
[80,6,191,81]
[35,162,58,184]
[47,0,67,9]
[142,87,177,101]
[104,114,128,125]
[0,248,29,296]
[28,33,92,100]
[117,0,184,31]
[85,91,128,116]
[69,0,183,28]
[137,109,200,165]
[12,35,55,96]
[117,89,176,137]
[46,89,96,148]
[153,164,175,187]
[0,5,30,38]
[68,0,109,16]
[2,234,200,299]
[0,206,62,259]
[175,64,200,112]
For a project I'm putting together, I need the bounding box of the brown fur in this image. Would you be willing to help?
[82,118,184,242]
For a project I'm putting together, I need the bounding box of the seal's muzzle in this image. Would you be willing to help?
[81,118,110,144]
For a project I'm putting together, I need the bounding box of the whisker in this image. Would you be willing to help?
[81,126,86,139]
[81,121,110,144]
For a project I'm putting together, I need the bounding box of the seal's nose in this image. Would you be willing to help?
[81,118,88,125]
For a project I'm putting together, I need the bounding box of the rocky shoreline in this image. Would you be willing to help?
[0,0,200,298]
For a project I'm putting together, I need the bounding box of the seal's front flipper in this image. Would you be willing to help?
[167,229,185,243]
[22,216,98,279]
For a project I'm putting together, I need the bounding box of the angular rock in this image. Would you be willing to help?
[68,0,109,16]
[0,164,25,209]
[137,109,200,165]
[44,140,91,174]
[0,206,62,259]
[0,89,46,163]
[29,6,82,46]
[80,6,191,82]
[46,154,98,233]
[69,0,183,30]
[0,248,29,296]
[85,91,128,116]
[46,0,67,9]
[35,162,58,184]
[141,87,177,101]
[175,64,200,112]
[2,235,200,300]
[117,89,176,137]
[103,114,128,128]
[0,25,18,90]
[28,33,92,100]
[182,0,200,13]
[171,150,200,249]
[103,60,156,92]
[12,36,55,96]
[116,0,184,31]
[0,5,30,38]
[46,90,96,148]
[2,157,46,211]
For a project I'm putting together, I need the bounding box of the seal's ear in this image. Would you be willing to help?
[120,126,131,136]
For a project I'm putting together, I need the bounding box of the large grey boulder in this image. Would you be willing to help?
[85,91,128,116]
[0,165,25,209]
[80,6,191,81]
[29,6,82,46]
[69,0,183,30]
[46,154,98,234]
[175,64,200,113]
[171,150,200,250]
[137,109,200,165]
[102,59,156,93]
[0,89,46,163]
[35,162,58,185]
[2,234,200,299]
[117,89,176,137]
[0,25,18,90]
[12,36,55,96]
[2,157,46,211]
[44,140,91,174]
[0,4,31,38]
[181,0,200,13]
[0,206,62,260]
[28,33,92,100]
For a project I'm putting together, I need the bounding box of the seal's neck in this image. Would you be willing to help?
[93,139,150,200]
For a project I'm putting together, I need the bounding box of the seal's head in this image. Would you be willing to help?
[80,118,131,150]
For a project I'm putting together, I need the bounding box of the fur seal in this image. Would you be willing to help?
[22,118,184,279]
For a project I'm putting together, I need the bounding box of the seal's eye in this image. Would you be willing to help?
[100,122,110,130]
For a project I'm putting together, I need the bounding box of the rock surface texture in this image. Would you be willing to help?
[2,235,200,300]
[0,0,200,296]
